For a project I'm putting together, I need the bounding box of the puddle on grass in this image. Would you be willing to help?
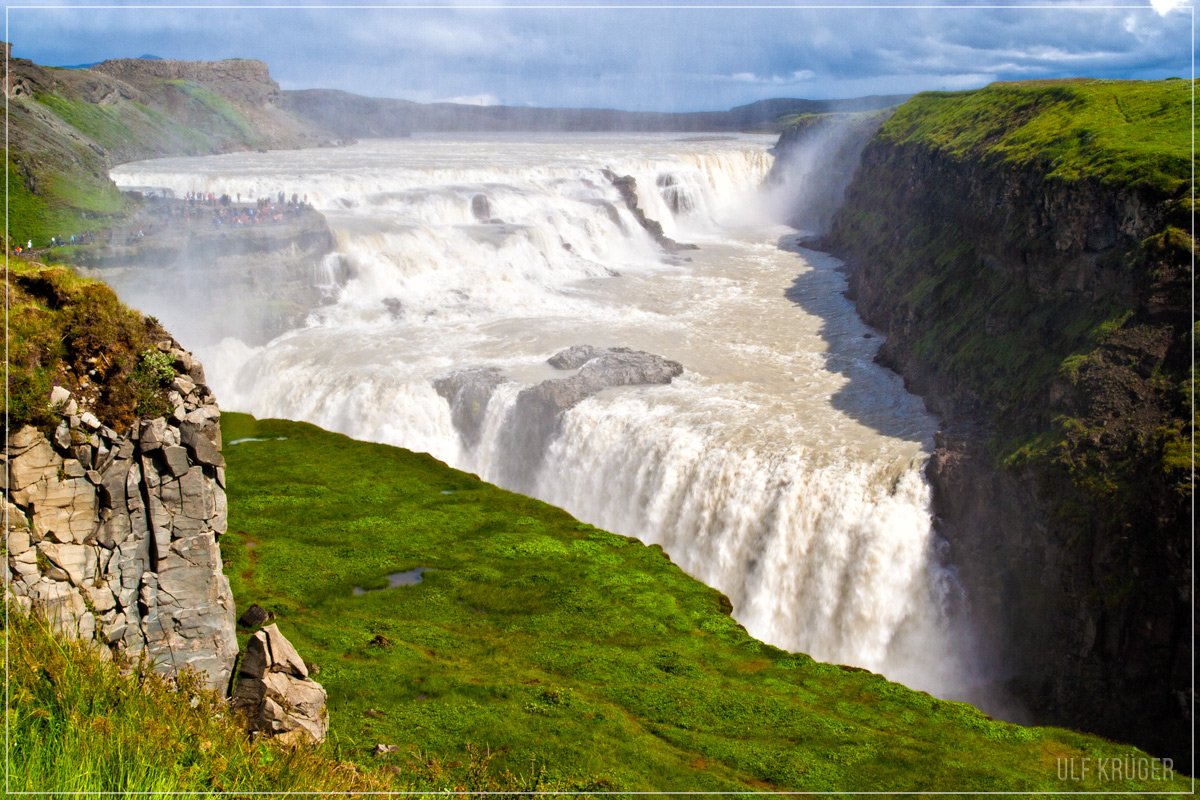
[352,568,430,595]
[228,437,289,445]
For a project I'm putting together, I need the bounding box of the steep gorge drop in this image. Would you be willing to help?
[111,133,975,699]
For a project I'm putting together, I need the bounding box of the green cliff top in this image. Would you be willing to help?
[877,78,1192,194]
[5,259,175,433]
[213,412,1189,793]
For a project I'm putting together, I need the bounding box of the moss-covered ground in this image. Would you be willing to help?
[219,412,1190,793]
[877,78,1192,193]
[4,259,175,433]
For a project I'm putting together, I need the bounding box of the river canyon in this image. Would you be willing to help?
[109,133,991,707]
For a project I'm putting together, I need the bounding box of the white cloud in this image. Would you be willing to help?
[440,93,500,106]
[1149,0,1188,16]
[728,69,816,85]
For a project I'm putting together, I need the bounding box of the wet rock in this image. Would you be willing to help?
[433,367,509,449]
[600,169,697,252]
[546,345,606,370]
[499,347,683,491]
[382,297,403,320]
[470,193,491,221]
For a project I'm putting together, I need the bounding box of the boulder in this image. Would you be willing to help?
[238,603,270,628]
[232,624,328,745]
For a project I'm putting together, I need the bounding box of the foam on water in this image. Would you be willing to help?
[112,132,974,697]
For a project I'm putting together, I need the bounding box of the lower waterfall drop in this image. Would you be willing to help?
[110,132,973,700]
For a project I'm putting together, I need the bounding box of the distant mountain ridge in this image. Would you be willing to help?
[59,53,162,69]
[279,89,911,137]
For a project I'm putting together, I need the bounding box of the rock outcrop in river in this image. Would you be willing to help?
[437,347,684,493]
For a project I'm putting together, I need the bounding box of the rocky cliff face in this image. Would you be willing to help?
[74,202,342,346]
[5,342,238,694]
[92,58,281,107]
[808,82,1192,768]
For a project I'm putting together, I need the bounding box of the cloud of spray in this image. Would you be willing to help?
[759,112,888,234]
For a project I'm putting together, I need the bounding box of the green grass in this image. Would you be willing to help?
[218,412,1191,793]
[4,259,171,432]
[878,79,1193,193]
[6,607,611,794]
[5,143,132,249]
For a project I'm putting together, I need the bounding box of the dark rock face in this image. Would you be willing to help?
[497,347,683,492]
[433,368,510,449]
[600,169,698,252]
[815,131,1191,767]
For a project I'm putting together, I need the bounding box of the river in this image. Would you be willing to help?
[111,132,973,698]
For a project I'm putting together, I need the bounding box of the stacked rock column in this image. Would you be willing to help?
[4,341,238,694]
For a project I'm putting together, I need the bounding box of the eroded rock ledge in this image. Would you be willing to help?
[437,346,684,493]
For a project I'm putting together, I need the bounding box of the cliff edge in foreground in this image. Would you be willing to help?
[819,78,1192,767]
[5,260,237,692]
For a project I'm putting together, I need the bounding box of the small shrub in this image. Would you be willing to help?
[131,349,176,420]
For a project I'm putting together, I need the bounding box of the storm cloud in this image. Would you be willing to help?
[10,1,1193,111]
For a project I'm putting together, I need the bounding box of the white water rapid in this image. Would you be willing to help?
[111,133,974,697]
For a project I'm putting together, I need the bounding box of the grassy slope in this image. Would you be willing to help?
[218,412,1189,793]
[6,610,598,794]
[4,612,394,793]
[6,65,275,249]
[877,79,1192,193]
[4,259,178,433]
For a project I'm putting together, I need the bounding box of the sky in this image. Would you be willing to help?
[7,1,1196,112]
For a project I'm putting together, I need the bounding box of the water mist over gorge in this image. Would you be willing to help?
[109,132,989,704]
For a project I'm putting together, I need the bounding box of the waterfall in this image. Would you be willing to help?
[110,133,969,697]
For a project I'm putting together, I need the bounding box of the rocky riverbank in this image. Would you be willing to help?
[69,196,342,346]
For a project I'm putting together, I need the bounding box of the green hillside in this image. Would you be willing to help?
[4,58,319,249]
[216,413,1188,793]
[876,78,1192,192]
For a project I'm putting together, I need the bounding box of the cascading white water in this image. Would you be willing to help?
[111,132,973,697]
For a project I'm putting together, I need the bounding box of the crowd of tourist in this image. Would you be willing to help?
[19,189,316,253]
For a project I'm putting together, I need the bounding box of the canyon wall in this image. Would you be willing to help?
[799,81,1192,767]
